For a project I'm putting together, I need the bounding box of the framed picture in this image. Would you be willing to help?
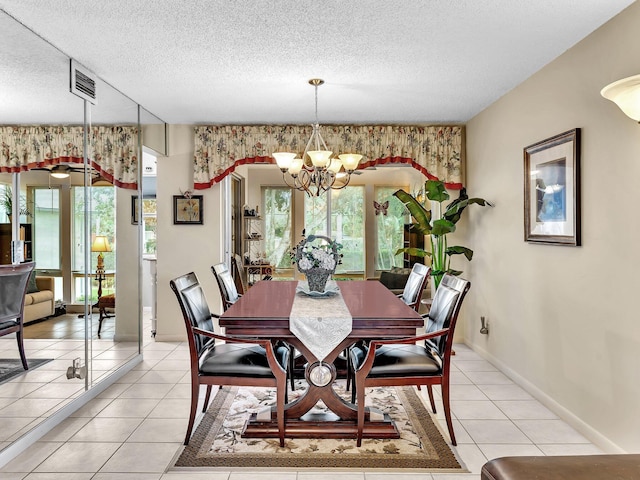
[173,195,203,225]
[131,195,155,225]
[524,128,581,246]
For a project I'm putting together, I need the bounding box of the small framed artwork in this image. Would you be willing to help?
[173,195,203,225]
[131,195,155,225]
[524,128,581,246]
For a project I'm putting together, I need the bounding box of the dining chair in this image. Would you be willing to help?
[170,271,290,446]
[399,262,431,311]
[231,253,246,295]
[349,273,471,446]
[0,262,36,370]
[211,262,241,311]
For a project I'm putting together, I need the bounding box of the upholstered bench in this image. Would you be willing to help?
[97,293,115,337]
[481,454,640,480]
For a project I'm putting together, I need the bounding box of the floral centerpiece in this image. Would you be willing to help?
[290,233,342,292]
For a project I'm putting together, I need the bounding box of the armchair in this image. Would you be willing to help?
[0,262,35,370]
[350,273,470,446]
[170,272,290,446]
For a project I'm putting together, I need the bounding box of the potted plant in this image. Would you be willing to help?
[1,186,32,222]
[394,180,493,290]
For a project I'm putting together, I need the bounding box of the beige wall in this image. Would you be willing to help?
[155,125,225,341]
[464,2,640,452]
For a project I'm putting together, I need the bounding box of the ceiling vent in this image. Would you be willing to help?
[70,59,98,104]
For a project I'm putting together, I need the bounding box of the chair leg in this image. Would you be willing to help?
[98,308,104,338]
[426,384,437,413]
[441,381,456,446]
[17,329,28,370]
[288,346,296,391]
[184,381,200,445]
[356,382,365,447]
[202,385,213,413]
[345,348,351,392]
[277,380,286,447]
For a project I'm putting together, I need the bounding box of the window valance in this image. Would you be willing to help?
[0,125,139,189]
[193,125,463,190]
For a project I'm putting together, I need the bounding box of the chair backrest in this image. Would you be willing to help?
[211,263,240,310]
[401,262,430,310]
[424,273,471,357]
[0,262,35,329]
[231,253,246,295]
[169,272,215,356]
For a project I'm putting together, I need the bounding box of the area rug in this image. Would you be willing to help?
[174,382,464,471]
[0,358,53,385]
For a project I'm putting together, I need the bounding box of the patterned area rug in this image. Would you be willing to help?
[174,382,464,471]
[0,358,53,385]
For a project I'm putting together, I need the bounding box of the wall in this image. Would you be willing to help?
[155,125,225,341]
[464,2,640,452]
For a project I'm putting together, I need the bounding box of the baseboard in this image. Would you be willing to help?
[466,342,625,454]
[153,333,186,342]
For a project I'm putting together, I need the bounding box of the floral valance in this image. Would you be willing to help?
[193,125,463,190]
[0,125,139,189]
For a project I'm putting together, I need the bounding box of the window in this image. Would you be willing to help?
[32,187,61,270]
[262,186,293,269]
[304,186,365,274]
[141,197,157,255]
[375,186,407,271]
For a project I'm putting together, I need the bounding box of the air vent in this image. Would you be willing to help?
[70,59,98,104]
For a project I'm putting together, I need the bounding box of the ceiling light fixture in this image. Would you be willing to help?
[272,79,362,197]
[601,74,640,122]
[49,165,71,179]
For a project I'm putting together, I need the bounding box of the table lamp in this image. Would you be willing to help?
[91,235,111,299]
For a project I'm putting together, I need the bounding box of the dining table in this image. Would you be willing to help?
[219,279,424,441]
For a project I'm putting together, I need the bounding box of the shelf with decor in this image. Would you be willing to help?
[0,223,32,265]
[242,214,272,286]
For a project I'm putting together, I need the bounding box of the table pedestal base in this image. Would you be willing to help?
[242,412,399,440]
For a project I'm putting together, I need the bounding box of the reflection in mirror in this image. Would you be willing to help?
[0,8,156,458]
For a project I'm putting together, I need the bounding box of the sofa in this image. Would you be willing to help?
[24,276,55,323]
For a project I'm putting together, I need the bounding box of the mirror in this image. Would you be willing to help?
[0,9,160,455]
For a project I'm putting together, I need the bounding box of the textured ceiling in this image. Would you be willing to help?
[0,0,635,124]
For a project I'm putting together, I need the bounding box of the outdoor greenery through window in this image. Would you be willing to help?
[141,197,157,255]
[263,187,292,269]
[304,186,365,273]
[375,186,407,271]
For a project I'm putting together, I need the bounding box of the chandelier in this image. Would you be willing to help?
[272,79,362,197]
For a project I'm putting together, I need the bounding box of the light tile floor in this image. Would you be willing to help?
[0,337,604,479]
[0,314,138,452]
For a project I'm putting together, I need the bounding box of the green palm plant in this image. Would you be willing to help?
[1,186,32,220]
[394,180,493,290]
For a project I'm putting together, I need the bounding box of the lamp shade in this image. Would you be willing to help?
[91,235,112,253]
[601,74,640,122]
[338,153,362,172]
[273,152,296,171]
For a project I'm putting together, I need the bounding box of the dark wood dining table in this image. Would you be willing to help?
[219,279,424,441]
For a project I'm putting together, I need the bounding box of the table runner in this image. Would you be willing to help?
[289,280,352,361]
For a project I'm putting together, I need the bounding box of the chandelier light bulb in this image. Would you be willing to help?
[327,158,343,174]
[288,157,304,176]
[273,152,296,171]
[338,153,362,172]
[307,150,332,168]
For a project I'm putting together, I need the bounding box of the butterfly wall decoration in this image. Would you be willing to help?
[373,200,389,216]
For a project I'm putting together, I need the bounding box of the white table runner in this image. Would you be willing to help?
[289,280,352,362]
